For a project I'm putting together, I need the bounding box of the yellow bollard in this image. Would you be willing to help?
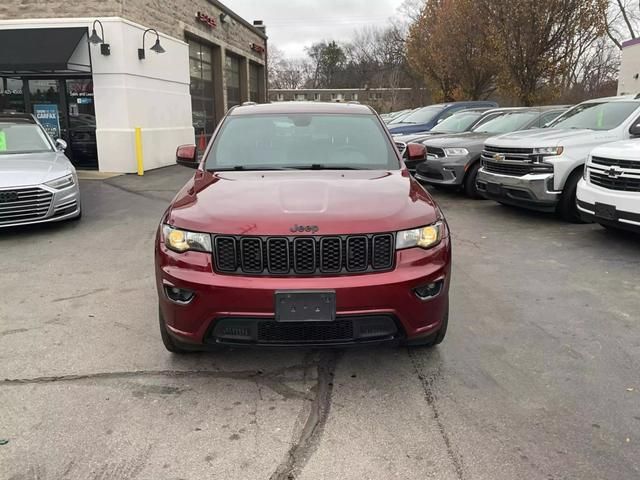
[134,127,144,176]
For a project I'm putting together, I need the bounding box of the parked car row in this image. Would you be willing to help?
[401,95,640,233]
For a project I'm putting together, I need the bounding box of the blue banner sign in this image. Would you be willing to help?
[33,104,61,139]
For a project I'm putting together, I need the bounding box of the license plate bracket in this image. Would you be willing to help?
[487,182,501,194]
[594,202,617,221]
[275,291,336,322]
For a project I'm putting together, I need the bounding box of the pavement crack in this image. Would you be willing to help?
[408,349,465,480]
[269,350,340,480]
[0,366,311,401]
[52,287,108,303]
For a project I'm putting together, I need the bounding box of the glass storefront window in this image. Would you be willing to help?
[249,63,260,102]
[226,54,241,109]
[188,39,216,149]
[66,79,97,169]
[0,77,24,112]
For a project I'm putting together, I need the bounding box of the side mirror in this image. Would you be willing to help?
[406,143,427,161]
[55,139,67,151]
[176,144,198,168]
[630,119,640,137]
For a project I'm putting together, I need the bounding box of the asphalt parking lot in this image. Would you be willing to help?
[1,167,639,480]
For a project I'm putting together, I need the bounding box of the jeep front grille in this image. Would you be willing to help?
[213,233,395,276]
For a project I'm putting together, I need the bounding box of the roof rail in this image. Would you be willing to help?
[347,101,360,104]
[241,101,257,106]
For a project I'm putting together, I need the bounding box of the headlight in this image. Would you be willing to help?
[533,146,563,156]
[162,224,212,253]
[396,222,443,250]
[443,148,468,156]
[45,174,75,189]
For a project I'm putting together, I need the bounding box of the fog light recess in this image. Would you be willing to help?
[414,281,443,300]
[164,286,195,304]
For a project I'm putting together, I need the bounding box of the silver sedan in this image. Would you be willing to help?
[0,113,81,228]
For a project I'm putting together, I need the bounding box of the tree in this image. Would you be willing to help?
[479,0,607,105]
[267,45,311,89]
[306,41,346,88]
[601,0,640,48]
[406,0,497,101]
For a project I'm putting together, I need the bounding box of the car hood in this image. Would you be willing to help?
[485,128,619,148]
[423,132,490,152]
[0,152,75,188]
[167,170,440,236]
[591,139,640,161]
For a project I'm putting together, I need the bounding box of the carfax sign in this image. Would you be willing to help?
[33,104,61,139]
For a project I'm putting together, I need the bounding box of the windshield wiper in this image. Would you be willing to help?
[284,164,367,170]
[208,165,289,171]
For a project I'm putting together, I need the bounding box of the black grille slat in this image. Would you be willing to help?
[257,320,354,343]
[372,234,393,269]
[592,156,640,170]
[240,238,263,273]
[293,238,316,274]
[484,145,534,155]
[346,236,368,272]
[320,237,342,273]
[267,238,289,274]
[482,160,534,177]
[426,146,445,157]
[590,172,640,192]
[213,234,394,276]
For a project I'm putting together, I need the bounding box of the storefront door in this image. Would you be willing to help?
[23,78,98,169]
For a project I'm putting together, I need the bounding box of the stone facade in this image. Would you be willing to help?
[269,88,428,113]
[0,0,268,114]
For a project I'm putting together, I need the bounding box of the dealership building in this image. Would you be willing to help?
[0,0,267,172]
[618,38,640,96]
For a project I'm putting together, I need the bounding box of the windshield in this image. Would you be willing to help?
[0,123,52,155]
[394,106,444,124]
[431,112,483,133]
[205,114,400,171]
[548,101,640,131]
[473,111,539,134]
[388,109,416,124]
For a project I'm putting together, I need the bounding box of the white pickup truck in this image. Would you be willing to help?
[577,136,640,232]
[476,95,640,221]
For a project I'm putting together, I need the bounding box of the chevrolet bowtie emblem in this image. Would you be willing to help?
[607,167,622,179]
[493,153,505,162]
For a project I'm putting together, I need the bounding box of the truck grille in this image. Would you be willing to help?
[213,233,395,276]
[590,171,640,192]
[0,187,53,225]
[591,156,640,170]
[481,160,536,177]
[484,145,534,156]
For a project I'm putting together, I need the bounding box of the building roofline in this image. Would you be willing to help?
[207,0,267,40]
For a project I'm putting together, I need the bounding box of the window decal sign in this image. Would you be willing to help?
[33,104,61,139]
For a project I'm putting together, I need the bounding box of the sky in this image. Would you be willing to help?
[224,0,406,59]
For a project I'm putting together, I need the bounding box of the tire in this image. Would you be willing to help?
[158,306,190,354]
[557,170,587,223]
[463,162,482,199]
[407,302,448,348]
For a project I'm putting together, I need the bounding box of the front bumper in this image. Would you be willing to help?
[476,169,559,212]
[414,155,468,186]
[155,238,451,347]
[0,183,81,228]
[577,180,640,232]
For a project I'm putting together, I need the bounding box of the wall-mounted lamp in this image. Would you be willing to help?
[219,13,230,24]
[138,28,165,60]
[89,19,111,56]
[634,73,639,80]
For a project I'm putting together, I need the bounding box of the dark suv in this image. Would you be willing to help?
[155,102,451,351]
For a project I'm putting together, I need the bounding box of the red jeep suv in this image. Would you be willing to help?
[155,102,451,352]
